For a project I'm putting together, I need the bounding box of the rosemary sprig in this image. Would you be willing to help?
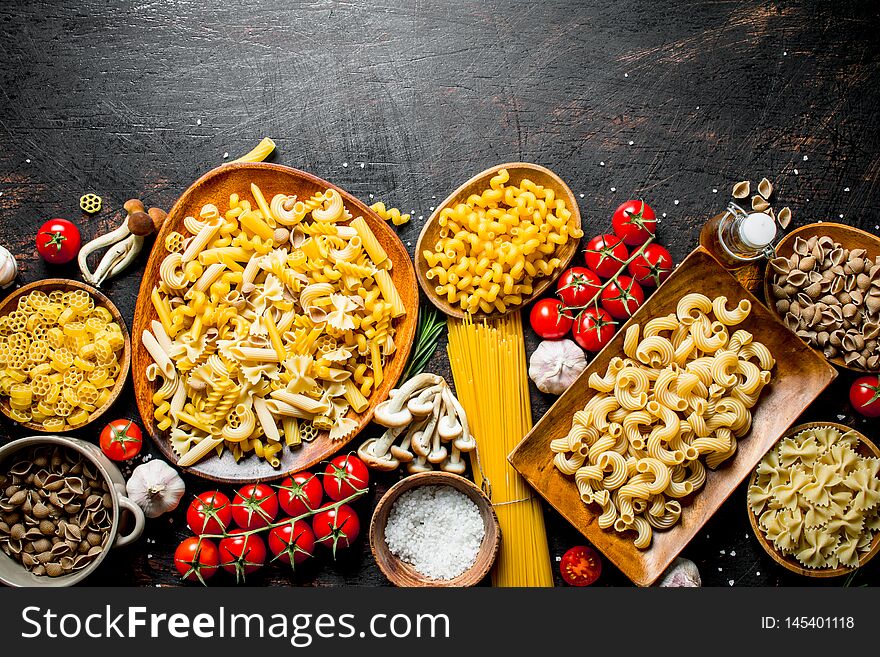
[401,305,446,380]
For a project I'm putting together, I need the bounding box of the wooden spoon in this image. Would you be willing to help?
[415,162,582,319]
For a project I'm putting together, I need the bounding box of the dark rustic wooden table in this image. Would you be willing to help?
[0,0,878,587]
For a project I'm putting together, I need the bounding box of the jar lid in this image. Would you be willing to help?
[740,212,776,249]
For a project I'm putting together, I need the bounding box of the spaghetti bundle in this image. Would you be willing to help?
[447,313,553,587]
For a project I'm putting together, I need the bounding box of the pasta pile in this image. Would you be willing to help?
[0,289,124,430]
[749,425,880,569]
[423,168,583,314]
[552,293,775,549]
[142,183,405,468]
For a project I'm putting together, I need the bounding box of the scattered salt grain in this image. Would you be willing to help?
[384,485,484,581]
[624,73,629,78]
[222,152,228,159]
[662,213,667,218]
[25,159,30,163]
[844,187,850,192]
[840,214,844,219]
[837,414,846,420]
[369,194,374,199]
[599,161,605,167]
[197,119,202,126]
[728,579,735,586]
[783,51,787,56]
[718,567,722,571]
[673,199,680,205]
[794,169,799,174]
[360,162,365,168]
[803,155,808,161]
[712,188,718,193]
[696,106,700,110]
[628,140,634,146]
[555,556,562,562]
[342,162,348,167]
[429,206,435,211]
[610,187,617,192]
[579,193,585,198]
[730,551,736,556]
[756,571,760,576]
[720,549,726,555]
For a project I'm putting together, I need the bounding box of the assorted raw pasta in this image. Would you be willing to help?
[0,289,125,430]
[423,168,583,314]
[552,293,775,549]
[142,183,405,468]
[749,425,880,569]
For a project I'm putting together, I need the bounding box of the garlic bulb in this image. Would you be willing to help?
[126,459,186,518]
[528,339,587,395]
[657,557,701,587]
[0,244,17,289]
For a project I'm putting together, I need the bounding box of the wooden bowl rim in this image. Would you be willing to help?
[763,222,880,374]
[415,161,580,320]
[369,471,501,587]
[747,421,880,578]
[0,278,131,432]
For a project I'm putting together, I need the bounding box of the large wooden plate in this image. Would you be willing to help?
[132,163,418,483]
[509,248,837,586]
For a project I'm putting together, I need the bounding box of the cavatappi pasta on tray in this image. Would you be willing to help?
[142,184,405,468]
[423,168,582,314]
[551,293,775,549]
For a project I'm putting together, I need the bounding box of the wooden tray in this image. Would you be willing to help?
[763,222,880,373]
[132,162,419,483]
[0,279,131,432]
[415,162,580,319]
[509,247,837,586]
[747,421,880,578]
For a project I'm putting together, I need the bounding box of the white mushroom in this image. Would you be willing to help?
[373,372,440,428]
[441,444,467,475]
[357,425,404,471]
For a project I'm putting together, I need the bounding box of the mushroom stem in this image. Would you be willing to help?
[92,233,143,287]
[78,222,131,284]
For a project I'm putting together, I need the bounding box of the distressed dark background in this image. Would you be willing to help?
[0,0,878,587]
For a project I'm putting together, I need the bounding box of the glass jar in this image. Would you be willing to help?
[700,202,777,269]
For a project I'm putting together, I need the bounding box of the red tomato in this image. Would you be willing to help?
[36,218,81,264]
[572,307,617,352]
[560,545,602,586]
[323,454,370,502]
[600,276,645,320]
[219,529,267,580]
[186,491,233,535]
[850,376,880,417]
[584,234,629,278]
[312,504,360,556]
[611,200,657,246]
[628,243,674,287]
[174,537,220,584]
[232,483,279,530]
[278,472,324,517]
[268,520,316,566]
[98,419,143,461]
[529,298,573,339]
[557,267,602,308]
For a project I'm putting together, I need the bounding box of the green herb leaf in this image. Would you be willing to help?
[401,305,446,381]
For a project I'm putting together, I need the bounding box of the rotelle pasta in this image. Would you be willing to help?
[0,289,125,430]
[551,293,775,549]
[143,184,404,468]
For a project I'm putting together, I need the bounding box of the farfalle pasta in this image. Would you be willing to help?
[749,425,880,569]
[143,183,404,468]
[551,293,775,549]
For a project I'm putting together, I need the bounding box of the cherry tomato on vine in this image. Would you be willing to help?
[529,298,573,339]
[628,243,674,287]
[323,455,370,502]
[174,537,220,584]
[611,200,657,246]
[98,419,143,461]
[232,483,279,530]
[312,504,360,555]
[219,529,267,580]
[584,234,629,279]
[36,218,81,264]
[600,275,645,320]
[557,267,602,307]
[572,307,617,352]
[268,520,316,566]
[187,491,233,535]
[560,545,602,586]
[850,375,880,417]
[278,472,324,517]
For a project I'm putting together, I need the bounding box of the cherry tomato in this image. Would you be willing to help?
[278,471,324,517]
[529,298,573,339]
[557,267,602,308]
[186,491,233,535]
[600,275,645,320]
[560,545,602,586]
[219,529,267,580]
[323,454,370,502]
[36,218,81,264]
[584,234,629,279]
[628,243,674,287]
[611,200,657,246]
[850,375,880,417]
[312,504,360,555]
[98,419,143,461]
[174,537,220,584]
[268,519,317,566]
[232,483,279,530]
[572,307,617,352]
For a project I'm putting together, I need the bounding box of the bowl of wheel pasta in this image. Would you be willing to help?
[509,247,838,586]
[131,162,418,484]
